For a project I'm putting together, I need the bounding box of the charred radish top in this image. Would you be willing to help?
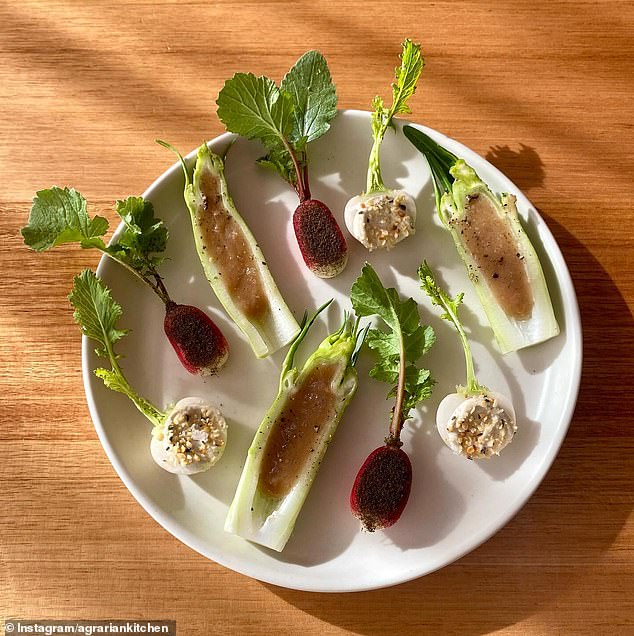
[349,263,435,531]
[345,40,424,251]
[21,187,228,376]
[216,51,348,278]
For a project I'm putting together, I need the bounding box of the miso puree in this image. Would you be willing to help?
[453,194,534,320]
[198,168,268,321]
[259,362,338,498]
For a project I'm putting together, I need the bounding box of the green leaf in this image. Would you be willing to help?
[95,368,165,426]
[216,72,294,154]
[280,50,337,148]
[108,197,168,272]
[350,263,397,329]
[366,40,424,194]
[21,187,109,251]
[418,261,486,395]
[351,262,434,420]
[69,269,165,426]
[369,356,400,386]
[68,269,128,359]
[256,148,297,187]
[390,38,424,118]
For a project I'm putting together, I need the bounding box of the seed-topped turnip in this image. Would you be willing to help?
[344,40,424,251]
[70,270,227,474]
[418,262,517,459]
[21,187,228,375]
[349,263,436,531]
[216,50,348,278]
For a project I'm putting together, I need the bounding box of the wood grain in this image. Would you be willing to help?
[1,1,633,634]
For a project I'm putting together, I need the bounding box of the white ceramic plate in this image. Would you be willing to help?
[84,110,582,592]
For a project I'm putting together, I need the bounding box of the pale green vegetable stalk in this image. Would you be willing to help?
[403,125,559,353]
[159,141,300,358]
[225,301,365,551]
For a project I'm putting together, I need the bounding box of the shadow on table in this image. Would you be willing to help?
[260,146,634,634]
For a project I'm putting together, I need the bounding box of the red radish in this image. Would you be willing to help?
[20,187,229,377]
[293,199,348,278]
[349,263,436,532]
[215,51,348,278]
[164,302,229,376]
[350,443,412,532]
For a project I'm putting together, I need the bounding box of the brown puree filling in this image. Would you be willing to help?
[259,362,339,499]
[451,194,534,320]
[198,168,269,322]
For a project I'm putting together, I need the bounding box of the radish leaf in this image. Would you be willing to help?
[280,50,337,149]
[69,269,165,426]
[22,187,108,251]
[351,262,435,429]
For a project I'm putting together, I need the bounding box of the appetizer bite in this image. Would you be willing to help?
[158,141,300,358]
[21,188,228,375]
[349,264,435,531]
[418,262,517,459]
[403,126,559,353]
[344,40,424,251]
[71,270,226,474]
[216,51,348,278]
[225,301,365,551]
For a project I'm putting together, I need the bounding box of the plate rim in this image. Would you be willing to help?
[82,109,583,592]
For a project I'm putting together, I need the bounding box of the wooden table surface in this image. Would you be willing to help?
[2,1,633,634]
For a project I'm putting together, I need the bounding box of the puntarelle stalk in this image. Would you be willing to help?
[404,125,559,354]
[225,301,365,551]
[160,141,300,358]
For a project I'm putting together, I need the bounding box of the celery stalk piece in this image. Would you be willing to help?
[160,141,300,358]
[225,301,365,551]
[403,126,559,354]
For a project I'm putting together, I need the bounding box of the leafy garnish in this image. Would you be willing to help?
[366,39,424,193]
[351,263,435,440]
[280,50,338,150]
[418,261,486,396]
[69,269,166,426]
[21,186,109,251]
[22,188,172,304]
[110,196,168,274]
[216,73,294,153]
[216,50,337,201]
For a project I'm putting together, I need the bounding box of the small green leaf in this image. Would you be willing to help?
[256,148,297,187]
[22,187,108,251]
[351,262,434,420]
[69,269,128,358]
[111,196,168,261]
[216,72,294,154]
[69,269,165,426]
[280,50,337,147]
[390,39,424,118]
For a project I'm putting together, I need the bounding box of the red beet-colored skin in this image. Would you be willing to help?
[350,444,412,532]
[293,199,348,278]
[164,302,229,376]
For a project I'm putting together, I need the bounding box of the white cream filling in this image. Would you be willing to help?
[150,397,227,474]
[344,190,416,250]
[436,392,517,459]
